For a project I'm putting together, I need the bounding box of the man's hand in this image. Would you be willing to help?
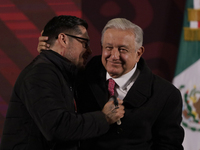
[102,98,124,124]
[37,34,50,53]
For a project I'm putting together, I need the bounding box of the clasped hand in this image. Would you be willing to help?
[102,98,124,124]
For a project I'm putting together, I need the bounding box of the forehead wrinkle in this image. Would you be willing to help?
[104,43,112,46]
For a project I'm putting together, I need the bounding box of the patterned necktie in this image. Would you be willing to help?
[108,78,115,97]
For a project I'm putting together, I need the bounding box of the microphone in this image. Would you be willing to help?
[109,96,121,125]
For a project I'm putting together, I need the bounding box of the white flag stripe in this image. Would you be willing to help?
[183,128,200,150]
[173,59,200,150]
[194,0,200,9]
[173,59,200,88]
[190,21,198,28]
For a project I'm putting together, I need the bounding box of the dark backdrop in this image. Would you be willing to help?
[0,0,186,141]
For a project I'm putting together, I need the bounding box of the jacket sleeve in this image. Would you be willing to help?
[20,64,109,141]
[152,88,184,150]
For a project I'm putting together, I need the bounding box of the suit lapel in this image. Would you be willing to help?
[89,81,108,109]
[123,58,153,108]
[87,59,108,109]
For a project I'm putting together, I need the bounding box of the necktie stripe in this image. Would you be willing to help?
[108,78,115,97]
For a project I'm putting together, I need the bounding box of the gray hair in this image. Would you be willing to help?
[101,18,143,50]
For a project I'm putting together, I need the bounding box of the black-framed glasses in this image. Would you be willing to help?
[56,33,90,48]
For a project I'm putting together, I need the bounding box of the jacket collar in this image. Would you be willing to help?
[40,50,78,86]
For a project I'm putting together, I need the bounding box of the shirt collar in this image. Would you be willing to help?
[106,63,137,89]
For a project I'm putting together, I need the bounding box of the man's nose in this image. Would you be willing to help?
[111,48,120,59]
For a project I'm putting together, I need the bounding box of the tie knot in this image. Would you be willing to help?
[108,78,115,97]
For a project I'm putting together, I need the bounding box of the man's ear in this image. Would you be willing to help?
[57,33,68,48]
[100,42,103,51]
[136,46,145,61]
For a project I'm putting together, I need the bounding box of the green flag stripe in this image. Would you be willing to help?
[174,0,200,76]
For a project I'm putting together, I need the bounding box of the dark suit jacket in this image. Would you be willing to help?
[76,55,184,150]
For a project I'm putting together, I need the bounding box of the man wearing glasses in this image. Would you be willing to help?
[0,15,125,150]
[55,33,90,68]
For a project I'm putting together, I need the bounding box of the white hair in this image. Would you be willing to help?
[101,18,143,50]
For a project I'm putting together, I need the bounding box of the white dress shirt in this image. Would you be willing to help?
[106,64,140,100]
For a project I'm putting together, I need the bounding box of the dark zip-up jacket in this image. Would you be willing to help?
[0,51,109,150]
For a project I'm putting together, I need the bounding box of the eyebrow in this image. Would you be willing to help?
[119,44,128,48]
[103,43,129,48]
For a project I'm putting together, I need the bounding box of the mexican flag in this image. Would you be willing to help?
[172,0,200,149]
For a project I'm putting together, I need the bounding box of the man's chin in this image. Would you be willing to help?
[107,70,122,78]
